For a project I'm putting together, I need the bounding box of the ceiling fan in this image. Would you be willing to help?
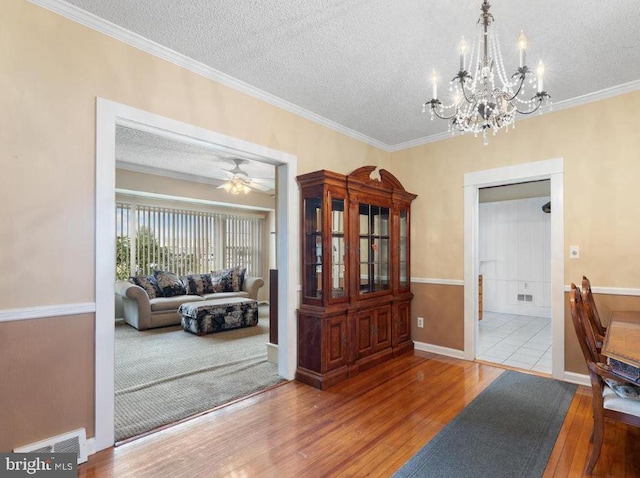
[217,158,271,194]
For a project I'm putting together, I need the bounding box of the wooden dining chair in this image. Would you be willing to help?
[569,285,640,474]
[581,275,607,343]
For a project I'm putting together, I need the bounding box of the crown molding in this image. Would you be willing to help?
[389,79,640,152]
[26,1,640,155]
[27,0,392,152]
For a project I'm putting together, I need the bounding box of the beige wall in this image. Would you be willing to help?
[0,0,385,451]
[393,90,640,373]
[0,314,95,452]
[116,169,276,211]
[391,91,640,285]
[3,0,640,453]
[411,283,464,350]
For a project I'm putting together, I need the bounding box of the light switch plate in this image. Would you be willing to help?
[569,245,580,259]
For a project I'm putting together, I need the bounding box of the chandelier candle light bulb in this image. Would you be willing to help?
[537,60,545,92]
[423,0,551,144]
[518,30,528,67]
[459,37,468,70]
[431,70,438,99]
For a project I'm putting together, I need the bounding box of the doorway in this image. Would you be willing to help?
[94,99,299,451]
[463,159,565,380]
[477,181,552,374]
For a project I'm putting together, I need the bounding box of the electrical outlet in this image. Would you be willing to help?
[417,317,424,328]
[569,245,580,259]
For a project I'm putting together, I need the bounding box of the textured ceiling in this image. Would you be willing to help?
[60,0,640,148]
[115,126,276,193]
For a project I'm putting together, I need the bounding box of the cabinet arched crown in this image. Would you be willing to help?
[296,166,416,389]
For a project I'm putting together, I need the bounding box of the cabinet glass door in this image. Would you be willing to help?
[399,210,409,289]
[303,196,322,299]
[358,204,390,295]
[330,197,346,299]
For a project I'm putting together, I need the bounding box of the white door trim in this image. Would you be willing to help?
[95,98,299,452]
[463,158,565,380]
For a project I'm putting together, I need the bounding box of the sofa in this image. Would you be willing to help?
[115,269,264,330]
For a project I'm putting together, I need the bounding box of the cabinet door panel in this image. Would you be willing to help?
[324,315,347,371]
[395,301,411,345]
[373,306,392,352]
[355,310,374,358]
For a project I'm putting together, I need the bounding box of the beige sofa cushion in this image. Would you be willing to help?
[150,295,203,312]
[201,291,249,301]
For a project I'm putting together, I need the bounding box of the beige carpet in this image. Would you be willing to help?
[115,305,284,441]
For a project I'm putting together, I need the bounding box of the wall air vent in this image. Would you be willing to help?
[14,428,88,464]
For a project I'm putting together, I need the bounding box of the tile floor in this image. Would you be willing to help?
[477,311,552,374]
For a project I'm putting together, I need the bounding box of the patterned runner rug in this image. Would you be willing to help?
[394,370,576,478]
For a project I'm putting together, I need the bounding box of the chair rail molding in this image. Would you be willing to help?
[411,277,465,286]
[0,302,96,323]
[563,285,640,297]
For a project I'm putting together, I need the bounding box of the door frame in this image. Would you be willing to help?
[94,98,299,451]
[463,158,564,379]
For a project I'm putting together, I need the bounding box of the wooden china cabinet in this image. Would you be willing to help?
[296,166,417,389]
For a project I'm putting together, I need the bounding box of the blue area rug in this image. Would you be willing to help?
[393,370,576,478]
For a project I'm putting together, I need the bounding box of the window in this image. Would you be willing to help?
[116,201,264,280]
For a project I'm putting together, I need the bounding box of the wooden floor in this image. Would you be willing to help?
[80,352,640,477]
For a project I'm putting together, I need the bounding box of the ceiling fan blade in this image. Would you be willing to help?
[248,181,271,192]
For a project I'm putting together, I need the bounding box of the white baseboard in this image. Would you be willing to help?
[563,371,590,387]
[266,342,278,364]
[414,341,467,360]
[86,437,96,457]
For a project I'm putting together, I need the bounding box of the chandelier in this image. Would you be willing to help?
[423,0,551,144]
[221,177,251,194]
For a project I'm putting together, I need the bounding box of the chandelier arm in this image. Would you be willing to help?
[430,104,458,121]
[514,92,550,115]
[506,73,526,101]
[460,83,475,104]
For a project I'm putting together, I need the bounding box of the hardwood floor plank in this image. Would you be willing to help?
[79,353,640,478]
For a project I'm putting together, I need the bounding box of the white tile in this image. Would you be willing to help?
[489,343,521,354]
[521,341,549,351]
[531,363,552,374]
[506,353,539,365]
[502,358,535,370]
[480,348,514,360]
[513,348,545,359]
[477,354,506,364]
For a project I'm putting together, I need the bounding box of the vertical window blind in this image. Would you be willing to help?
[116,202,264,280]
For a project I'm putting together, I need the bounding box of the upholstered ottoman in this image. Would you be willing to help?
[179,297,258,336]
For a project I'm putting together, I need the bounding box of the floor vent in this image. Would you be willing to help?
[14,428,88,464]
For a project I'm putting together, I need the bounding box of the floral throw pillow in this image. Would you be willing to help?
[153,271,187,297]
[129,275,162,299]
[181,273,215,296]
[237,266,247,290]
[210,266,246,292]
[211,268,235,293]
